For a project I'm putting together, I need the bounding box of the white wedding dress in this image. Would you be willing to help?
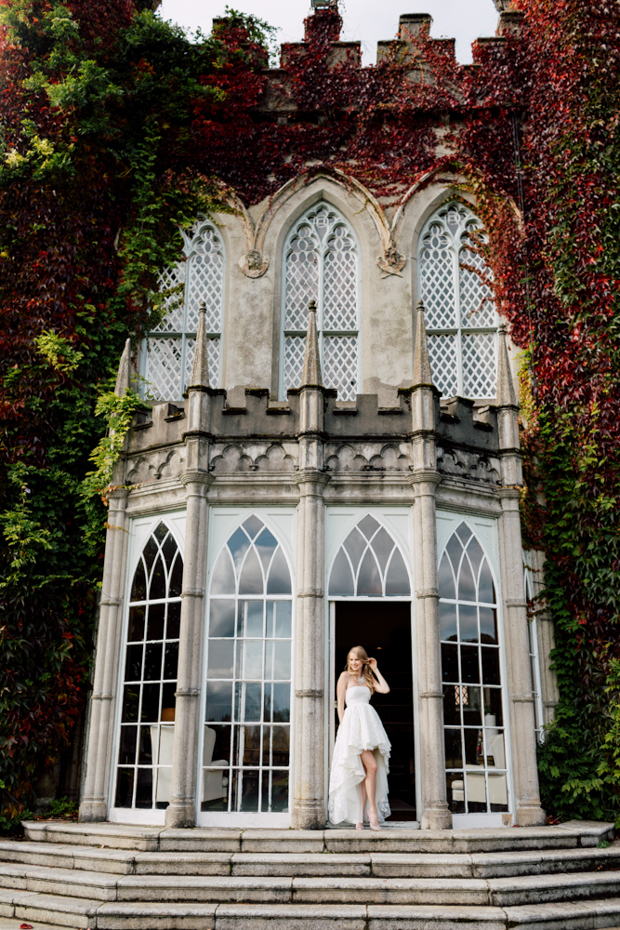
[328,683,391,825]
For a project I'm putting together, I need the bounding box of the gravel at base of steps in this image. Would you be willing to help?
[1,895,620,930]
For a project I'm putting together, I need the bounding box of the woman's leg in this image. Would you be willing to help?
[360,750,378,825]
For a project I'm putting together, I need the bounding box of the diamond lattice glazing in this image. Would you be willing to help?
[283,336,307,394]
[462,333,496,398]
[420,224,456,329]
[323,225,358,331]
[420,201,498,398]
[428,334,458,398]
[146,337,183,401]
[285,225,319,330]
[184,336,221,391]
[459,222,495,327]
[282,203,359,399]
[323,336,358,401]
[154,263,186,332]
[186,225,225,333]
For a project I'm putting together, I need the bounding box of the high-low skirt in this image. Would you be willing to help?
[328,689,391,825]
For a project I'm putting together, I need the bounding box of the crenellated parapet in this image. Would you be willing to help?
[121,386,508,490]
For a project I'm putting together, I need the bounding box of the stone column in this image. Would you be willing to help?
[410,302,452,830]
[291,302,329,829]
[79,491,129,822]
[165,305,214,828]
[496,325,545,826]
[79,341,135,822]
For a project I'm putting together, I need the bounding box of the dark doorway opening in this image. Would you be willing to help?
[335,602,416,821]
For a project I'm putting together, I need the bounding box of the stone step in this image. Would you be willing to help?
[2,864,620,907]
[1,892,620,930]
[22,819,616,854]
[2,838,620,880]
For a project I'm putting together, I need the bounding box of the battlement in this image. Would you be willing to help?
[126,389,503,457]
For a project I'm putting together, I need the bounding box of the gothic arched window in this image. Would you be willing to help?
[439,522,508,817]
[114,522,182,811]
[419,201,497,399]
[202,515,293,815]
[329,515,411,597]
[282,203,360,401]
[145,217,225,400]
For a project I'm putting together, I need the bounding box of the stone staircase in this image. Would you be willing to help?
[0,820,617,929]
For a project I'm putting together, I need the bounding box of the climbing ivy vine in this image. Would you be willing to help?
[0,0,618,822]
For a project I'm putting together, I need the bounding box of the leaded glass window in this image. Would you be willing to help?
[419,201,498,399]
[145,217,224,400]
[329,515,411,597]
[439,522,508,815]
[202,516,293,814]
[282,203,359,401]
[114,522,182,810]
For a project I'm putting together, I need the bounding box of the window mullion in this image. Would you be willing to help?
[454,242,464,397]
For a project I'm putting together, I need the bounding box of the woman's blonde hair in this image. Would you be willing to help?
[346,645,375,693]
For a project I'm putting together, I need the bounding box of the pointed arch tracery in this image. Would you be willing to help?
[328,514,411,597]
[114,521,182,811]
[281,202,360,401]
[145,217,225,400]
[418,200,498,400]
[439,521,509,816]
[202,515,293,815]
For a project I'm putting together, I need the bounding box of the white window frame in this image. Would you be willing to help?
[109,511,186,825]
[279,202,361,401]
[418,199,498,400]
[198,508,297,828]
[524,569,545,743]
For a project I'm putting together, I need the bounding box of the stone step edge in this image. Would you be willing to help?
[21,819,616,853]
[3,891,620,930]
[3,839,620,878]
[2,867,620,907]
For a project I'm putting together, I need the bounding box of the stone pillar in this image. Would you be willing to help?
[165,472,212,827]
[292,302,329,829]
[165,305,214,828]
[410,302,452,830]
[79,340,135,822]
[79,487,129,822]
[496,324,545,826]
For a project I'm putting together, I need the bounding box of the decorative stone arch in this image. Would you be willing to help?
[247,170,402,277]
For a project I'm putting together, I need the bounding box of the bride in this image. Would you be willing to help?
[328,645,391,830]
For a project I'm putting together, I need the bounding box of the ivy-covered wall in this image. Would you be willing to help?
[0,0,618,824]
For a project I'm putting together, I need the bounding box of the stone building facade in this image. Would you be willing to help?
[78,3,558,832]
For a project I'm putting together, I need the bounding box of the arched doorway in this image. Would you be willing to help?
[327,513,416,822]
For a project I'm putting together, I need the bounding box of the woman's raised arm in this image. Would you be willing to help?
[368,657,390,694]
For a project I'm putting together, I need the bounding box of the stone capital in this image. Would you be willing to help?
[181,470,214,490]
[292,469,331,488]
[108,486,130,504]
[408,471,441,488]
[416,587,439,599]
[498,486,521,501]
